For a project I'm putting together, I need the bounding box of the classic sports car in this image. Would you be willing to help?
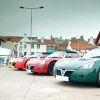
[9,57,21,66]
[26,50,80,75]
[14,52,50,70]
[54,46,100,86]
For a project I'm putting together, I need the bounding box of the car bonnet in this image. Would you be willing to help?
[54,58,97,70]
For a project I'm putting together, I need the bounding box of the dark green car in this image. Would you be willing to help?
[54,46,100,86]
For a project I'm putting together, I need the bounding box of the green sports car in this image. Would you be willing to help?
[53,46,100,86]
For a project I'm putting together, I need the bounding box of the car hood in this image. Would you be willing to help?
[55,58,98,70]
[27,58,46,65]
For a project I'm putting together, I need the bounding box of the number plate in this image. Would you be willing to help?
[26,69,32,73]
[56,75,69,81]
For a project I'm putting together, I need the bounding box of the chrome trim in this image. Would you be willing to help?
[58,69,75,76]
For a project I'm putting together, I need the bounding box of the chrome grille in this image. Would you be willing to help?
[57,69,74,76]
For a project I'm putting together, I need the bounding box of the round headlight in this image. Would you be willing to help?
[80,62,95,69]
[39,60,45,65]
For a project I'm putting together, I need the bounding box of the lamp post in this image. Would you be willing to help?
[20,6,44,54]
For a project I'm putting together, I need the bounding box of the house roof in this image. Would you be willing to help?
[44,39,55,46]
[71,40,93,50]
[0,36,22,43]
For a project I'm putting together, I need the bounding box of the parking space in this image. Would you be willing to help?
[0,66,100,100]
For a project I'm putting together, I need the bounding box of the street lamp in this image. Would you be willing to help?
[20,6,44,54]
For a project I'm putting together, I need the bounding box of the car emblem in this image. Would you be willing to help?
[61,69,65,76]
[28,65,31,69]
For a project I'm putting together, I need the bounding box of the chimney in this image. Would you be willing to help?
[41,37,44,43]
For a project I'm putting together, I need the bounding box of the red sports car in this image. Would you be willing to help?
[14,52,50,70]
[26,50,80,75]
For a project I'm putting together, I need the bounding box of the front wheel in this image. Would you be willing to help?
[48,62,56,76]
[96,69,100,87]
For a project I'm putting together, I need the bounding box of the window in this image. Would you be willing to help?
[47,51,65,58]
[31,44,34,48]
[20,42,22,45]
[65,53,77,58]
[37,44,40,49]
[15,45,17,49]
[24,52,27,56]
[19,46,22,51]
[24,44,27,49]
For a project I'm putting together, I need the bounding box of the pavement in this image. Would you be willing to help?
[0,66,100,100]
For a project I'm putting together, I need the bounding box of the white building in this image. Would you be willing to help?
[17,36,31,57]
[17,36,47,57]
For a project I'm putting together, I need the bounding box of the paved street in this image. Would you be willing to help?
[0,66,100,100]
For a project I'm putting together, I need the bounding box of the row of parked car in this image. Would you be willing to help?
[9,46,100,87]
[9,50,79,75]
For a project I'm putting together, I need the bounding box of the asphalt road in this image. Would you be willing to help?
[0,66,100,100]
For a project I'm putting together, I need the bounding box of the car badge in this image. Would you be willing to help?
[61,69,65,76]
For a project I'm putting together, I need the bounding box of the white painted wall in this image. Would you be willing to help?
[31,44,46,53]
[17,37,31,57]
[17,37,47,57]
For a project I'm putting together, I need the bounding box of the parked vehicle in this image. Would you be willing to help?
[14,52,51,70]
[0,48,12,65]
[53,46,100,86]
[26,50,80,75]
[9,57,21,66]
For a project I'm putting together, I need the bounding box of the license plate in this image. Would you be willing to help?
[26,69,32,73]
[56,75,69,81]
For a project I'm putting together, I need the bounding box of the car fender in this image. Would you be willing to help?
[45,58,60,71]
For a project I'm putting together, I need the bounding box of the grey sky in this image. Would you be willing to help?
[0,0,100,40]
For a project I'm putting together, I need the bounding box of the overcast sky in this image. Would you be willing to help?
[0,0,100,40]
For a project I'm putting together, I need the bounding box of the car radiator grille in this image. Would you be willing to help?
[57,69,74,76]
[27,65,34,70]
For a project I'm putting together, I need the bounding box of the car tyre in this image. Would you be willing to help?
[97,68,100,87]
[48,62,56,76]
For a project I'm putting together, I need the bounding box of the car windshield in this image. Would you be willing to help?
[82,47,100,59]
[65,53,78,58]
[24,53,42,58]
[47,51,65,58]
[42,53,51,57]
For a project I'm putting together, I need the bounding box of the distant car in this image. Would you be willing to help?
[26,50,80,75]
[0,48,12,65]
[14,52,50,70]
[0,55,11,65]
[53,46,100,86]
[9,57,21,66]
